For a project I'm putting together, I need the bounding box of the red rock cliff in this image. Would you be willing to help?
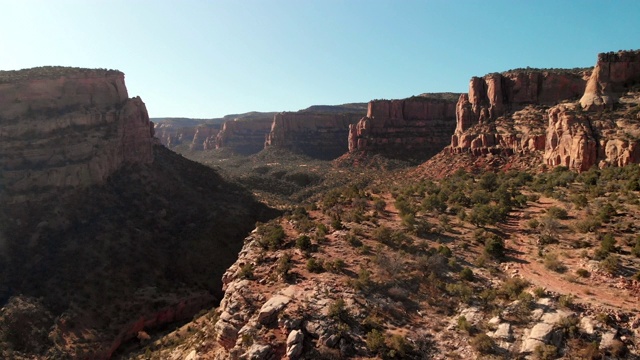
[0,67,154,202]
[580,50,640,110]
[447,50,640,172]
[216,116,274,155]
[348,94,458,160]
[266,109,365,159]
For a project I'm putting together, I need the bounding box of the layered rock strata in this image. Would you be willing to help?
[0,67,154,201]
[216,116,274,155]
[449,50,640,172]
[348,94,459,160]
[266,110,365,159]
[580,50,640,110]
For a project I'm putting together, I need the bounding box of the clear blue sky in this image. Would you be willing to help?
[1,0,638,118]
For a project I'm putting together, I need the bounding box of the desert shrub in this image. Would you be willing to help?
[558,294,574,308]
[557,316,580,338]
[570,194,588,209]
[576,268,590,278]
[296,235,312,251]
[276,252,293,278]
[345,233,363,247]
[351,267,373,291]
[633,236,640,257]
[484,236,505,260]
[597,202,616,223]
[445,283,473,303]
[532,286,547,299]
[328,299,349,322]
[546,206,568,219]
[600,233,617,254]
[238,263,254,279]
[457,316,472,333]
[386,334,412,358]
[471,333,495,354]
[373,226,393,243]
[573,218,601,233]
[257,222,285,250]
[513,292,535,321]
[459,267,474,281]
[544,253,566,273]
[533,344,558,360]
[437,245,452,258]
[374,198,386,212]
[600,254,619,274]
[325,259,345,273]
[306,258,325,273]
[331,217,343,230]
[527,218,540,230]
[366,329,385,355]
[499,278,529,300]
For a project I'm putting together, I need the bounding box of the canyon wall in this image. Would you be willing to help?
[216,116,274,155]
[0,67,154,202]
[448,50,640,172]
[580,50,640,110]
[348,94,459,160]
[153,118,203,148]
[266,110,365,159]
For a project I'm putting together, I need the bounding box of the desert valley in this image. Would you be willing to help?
[1,49,640,360]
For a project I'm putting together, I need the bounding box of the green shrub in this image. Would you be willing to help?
[484,236,505,260]
[546,206,568,220]
[457,316,472,333]
[328,299,349,322]
[573,218,601,233]
[460,267,474,281]
[238,263,254,279]
[386,334,412,358]
[296,235,312,251]
[471,333,495,354]
[306,258,325,273]
[366,329,385,354]
[533,344,558,360]
[576,268,590,278]
[325,259,345,273]
[544,253,566,273]
[276,252,293,278]
[499,278,529,300]
[600,254,619,274]
[257,222,286,250]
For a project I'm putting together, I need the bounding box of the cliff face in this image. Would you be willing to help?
[266,110,365,160]
[348,95,458,160]
[153,119,200,149]
[192,123,222,150]
[580,50,640,110]
[0,67,153,202]
[216,116,274,155]
[448,50,640,172]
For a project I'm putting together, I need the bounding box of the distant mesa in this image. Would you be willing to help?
[154,103,368,159]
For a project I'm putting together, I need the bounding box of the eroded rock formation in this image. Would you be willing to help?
[266,107,365,159]
[348,94,459,160]
[216,116,274,155]
[448,50,640,172]
[0,67,154,201]
[580,50,640,110]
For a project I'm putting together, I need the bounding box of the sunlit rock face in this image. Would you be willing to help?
[0,67,154,202]
[348,94,459,160]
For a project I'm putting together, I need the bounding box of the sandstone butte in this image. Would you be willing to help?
[0,67,154,202]
[216,114,274,155]
[348,93,460,160]
[447,49,640,172]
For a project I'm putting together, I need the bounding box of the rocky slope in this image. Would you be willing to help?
[264,103,366,160]
[0,67,276,359]
[348,94,459,161]
[0,67,154,203]
[446,50,640,173]
[129,167,640,359]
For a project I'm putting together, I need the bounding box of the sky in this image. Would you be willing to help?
[1,0,639,119]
